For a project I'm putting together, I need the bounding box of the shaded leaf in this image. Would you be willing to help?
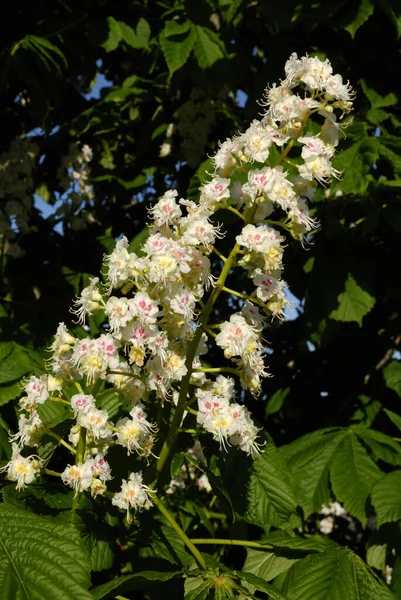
[384,361,401,397]
[329,273,375,326]
[193,26,224,69]
[245,440,298,527]
[345,0,375,38]
[371,471,401,527]
[0,505,91,599]
[91,570,182,599]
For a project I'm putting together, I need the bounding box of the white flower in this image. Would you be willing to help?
[130,292,159,324]
[78,407,110,439]
[150,190,182,227]
[252,270,285,302]
[115,416,152,455]
[298,135,334,160]
[319,516,334,535]
[71,277,103,325]
[50,322,76,358]
[213,138,237,174]
[325,74,354,102]
[216,314,259,359]
[71,393,96,415]
[11,410,43,447]
[61,462,93,495]
[200,176,231,205]
[105,296,135,334]
[181,216,223,250]
[236,224,281,254]
[129,403,157,434]
[19,375,49,410]
[0,443,42,489]
[111,472,155,522]
[169,286,197,320]
[103,237,138,291]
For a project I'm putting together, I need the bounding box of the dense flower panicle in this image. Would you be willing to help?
[8,54,353,513]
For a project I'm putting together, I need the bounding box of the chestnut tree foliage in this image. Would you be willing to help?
[1,0,401,598]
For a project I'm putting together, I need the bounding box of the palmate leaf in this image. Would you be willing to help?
[344,0,375,38]
[329,273,376,326]
[371,471,401,527]
[330,432,382,524]
[160,23,196,76]
[193,26,225,69]
[383,361,401,397]
[245,440,298,527]
[90,570,182,599]
[276,547,396,600]
[281,426,395,522]
[281,428,345,518]
[0,505,91,599]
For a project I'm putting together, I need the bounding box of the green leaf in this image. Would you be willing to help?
[278,547,396,599]
[238,571,292,600]
[184,578,213,600]
[119,21,147,50]
[356,426,401,466]
[266,388,289,417]
[193,26,224,69]
[151,524,193,567]
[22,35,67,74]
[91,570,182,599]
[165,20,192,37]
[281,428,346,518]
[242,547,299,587]
[135,18,151,48]
[185,453,235,520]
[0,378,23,407]
[334,139,379,194]
[329,273,375,326]
[345,0,375,38]
[384,408,401,431]
[371,471,401,527]
[160,24,196,76]
[330,432,382,524]
[102,17,122,52]
[127,226,149,255]
[0,505,92,599]
[384,361,401,397]
[0,342,43,384]
[171,453,185,479]
[245,440,298,527]
[366,543,387,571]
[360,80,397,109]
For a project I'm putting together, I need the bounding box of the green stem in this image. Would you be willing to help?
[44,428,76,454]
[153,496,207,569]
[108,370,144,382]
[71,427,86,518]
[252,219,290,231]
[202,323,216,338]
[91,378,103,396]
[44,468,62,477]
[48,397,71,407]
[226,205,245,221]
[156,241,243,481]
[211,246,227,262]
[205,511,227,520]
[222,286,252,301]
[191,538,275,550]
[194,367,239,376]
